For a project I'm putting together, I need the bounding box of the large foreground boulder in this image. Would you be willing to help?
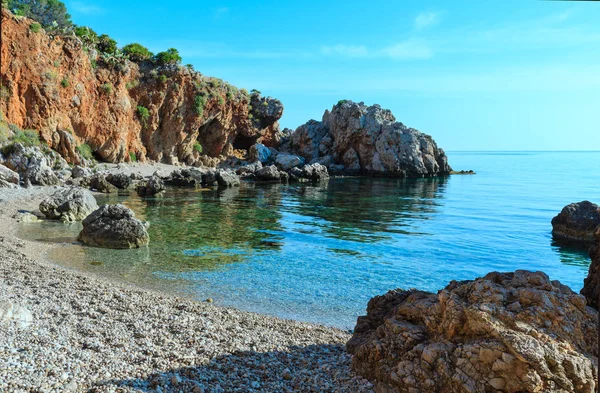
[552,201,600,246]
[582,229,600,310]
[78,204,149,249]
[347,270,598,393]
[287,101,451,177]
[39,187,98,221]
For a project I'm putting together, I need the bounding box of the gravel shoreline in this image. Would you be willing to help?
[0,185,373,392]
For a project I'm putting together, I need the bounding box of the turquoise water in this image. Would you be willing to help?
[19,152,600,329]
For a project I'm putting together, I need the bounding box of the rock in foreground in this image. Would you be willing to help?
[552,201,600,246]
[288,101,451,177]
[347,270,598,393]
[39,187,98,221]
[582,228,600,309]
[78,204,149,249]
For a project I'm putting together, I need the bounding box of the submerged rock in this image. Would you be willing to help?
[552,201,600,246]
[288,101,451,177]
[582,229,600,309]
[39,187,98,221]
[347,270,598,393]
[78,204,149,249]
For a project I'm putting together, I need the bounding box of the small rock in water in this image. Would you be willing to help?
[282,368,292,380]
[206,298,213,303]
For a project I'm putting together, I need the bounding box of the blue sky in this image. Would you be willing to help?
[64,0,600,151]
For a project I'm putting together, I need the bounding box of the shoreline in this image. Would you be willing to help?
[0,185,372,392]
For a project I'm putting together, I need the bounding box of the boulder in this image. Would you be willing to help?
[289,101,451,177]
[170,168,204,187]
[255,165,281,181]
[275,153,305,171]
[89,174,118,193]
[552,201,600,246]
[71,165,92,179]
[106,172,133,190]
[582,228,600,309]
[216,170,240,187]
[347,270,598,393]
[0,164,19,188]
[39,187,98,221]
[137,175,166,197]
[237,161,262,176]
[0,143,65,185]
[78,204,149,249]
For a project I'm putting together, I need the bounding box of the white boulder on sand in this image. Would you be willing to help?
[78,204,149,249]
[39,187,99,221]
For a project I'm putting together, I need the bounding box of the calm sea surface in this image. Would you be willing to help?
[19,152,600,329]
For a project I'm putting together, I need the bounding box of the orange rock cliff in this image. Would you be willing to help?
[0,9,284,164]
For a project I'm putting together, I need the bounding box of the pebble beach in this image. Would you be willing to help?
[0,185,372,392]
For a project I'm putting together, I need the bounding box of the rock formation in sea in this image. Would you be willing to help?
[552,201,600,246]
[283,100,451,177]
[582,228,600,309]
[78,204,149,248]
[0,8,284,165]
[347,270,598,393]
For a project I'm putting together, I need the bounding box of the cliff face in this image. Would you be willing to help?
[0,9,283,164]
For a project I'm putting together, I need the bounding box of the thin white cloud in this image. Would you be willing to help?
[320,45,369,58]
[414,11,441,30]
[321,40,433,60]
[70,1,105,15]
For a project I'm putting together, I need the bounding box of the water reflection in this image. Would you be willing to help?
[550,240,591,268]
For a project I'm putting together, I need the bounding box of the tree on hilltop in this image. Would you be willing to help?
[5,0,72,31]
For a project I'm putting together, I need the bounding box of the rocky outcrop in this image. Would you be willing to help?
[255,165,283,181]
[106,172,133,190]
[136,175,166,197]
[78,204,149,248]
[582,229,600,309]
[0,9,283,165]
[89,174,118,193]
[0,164,19,188]
[347,270,598,393]
[39,187,98,221]
[275,153,305,171]
[552,201,600,246]
[0,143,67,185]
[289,163,329,182]
[287,101,451,177]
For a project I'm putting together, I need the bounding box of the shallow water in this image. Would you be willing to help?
[19,152,600,329]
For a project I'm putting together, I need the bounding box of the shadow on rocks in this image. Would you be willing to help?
[89,343,372,393]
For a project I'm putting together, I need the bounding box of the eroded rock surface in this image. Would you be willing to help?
[582,229,600,309]
[347,270,598,393]
[0,143,66,185]
[78,204,149,249]
[287,101,451,177]
[552,201,600,246]
[136,175,166,197]
[0,164,19,188]
[39,187,98,221]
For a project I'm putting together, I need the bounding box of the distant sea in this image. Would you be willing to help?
[20,151,600,329]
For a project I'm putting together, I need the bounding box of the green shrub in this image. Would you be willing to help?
[8,0,72,30]
[74,26,98,45]
[149,69,159,79]
[126,80,139,89]
[90,59,97,69]
[208,78,220,89]
[240,88,249,97]
[185,64,194,70]
[194,95,205,117]
[97,34,117,55]
[101,83,112,94]
[29,22,41,32]
[12,129,41,146]
[250,89,261,95]
[159,74,167,83]
[76,143,93,160]
[60,77,69,88]
[337,99,349,106]
[129,152,137,162]
[53,60,60,67]
[42,69,58,80]
[0,85,9,101]
[154,48,182,65]
[193,142,202,154]
[136,105,149,126]
[218,96,224,105]
[226,91,233,100]
[122,43,153,62]
[262,101,268,106]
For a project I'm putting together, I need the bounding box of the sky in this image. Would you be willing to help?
[63,0,600,151]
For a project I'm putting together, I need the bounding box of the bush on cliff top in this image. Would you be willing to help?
[122,43,153,62]
[155,48,182,65]
[6,0,72,31]
[97,34,118,55]
[74,25,98,45]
